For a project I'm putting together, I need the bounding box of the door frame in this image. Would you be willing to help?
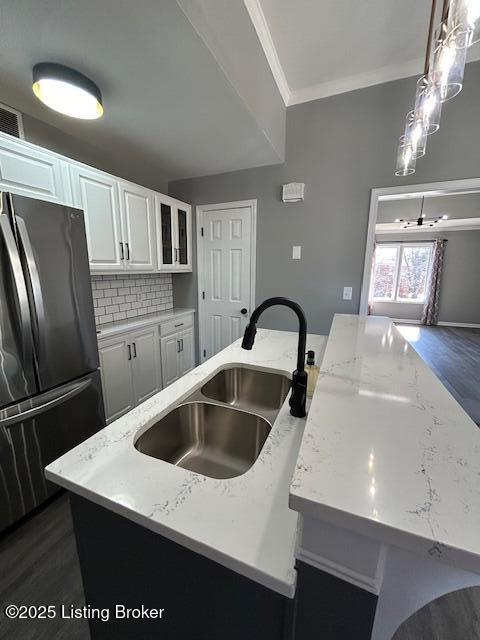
[196,199,257,363]
[359,176,480,316]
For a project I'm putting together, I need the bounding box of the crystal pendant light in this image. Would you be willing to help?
[432,27,468,101]
[403,111,427,158]
[448,0,480,46]
[414,74,442,134]
[395,140,416,176]
[394,0,475,176]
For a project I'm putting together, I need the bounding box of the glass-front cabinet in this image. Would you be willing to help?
[155,196,192,272]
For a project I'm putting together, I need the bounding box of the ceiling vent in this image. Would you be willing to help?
[0,103,24,139]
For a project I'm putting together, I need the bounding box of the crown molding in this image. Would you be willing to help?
[288,58,425,106]
[243,0,290,105]
[244,2,480,107]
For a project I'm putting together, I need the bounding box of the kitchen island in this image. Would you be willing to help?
[46,329,326,640]
[289,315,480,640]
[46,315,480,640]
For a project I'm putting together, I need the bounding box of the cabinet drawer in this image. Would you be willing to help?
[160,315,193,337]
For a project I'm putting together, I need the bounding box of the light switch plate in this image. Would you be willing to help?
[292,246,302,260]
[343,286,353,300]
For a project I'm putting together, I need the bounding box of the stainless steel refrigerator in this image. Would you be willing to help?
[0,192,105,532]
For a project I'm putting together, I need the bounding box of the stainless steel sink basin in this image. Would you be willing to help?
[134,402,271,479]
[201,367,290,412]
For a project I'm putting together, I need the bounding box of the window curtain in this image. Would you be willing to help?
[367,241,377,315]
[421,239,446,326]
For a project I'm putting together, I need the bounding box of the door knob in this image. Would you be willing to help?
[240,308,248,315]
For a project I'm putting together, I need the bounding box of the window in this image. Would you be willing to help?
[372,243,433,303]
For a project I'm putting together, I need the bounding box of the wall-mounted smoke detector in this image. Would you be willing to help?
[282,182,305,203]
[0,103,24,139]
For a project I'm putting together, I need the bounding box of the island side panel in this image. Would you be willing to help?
[293,561,378,640]
[69,494,293,640]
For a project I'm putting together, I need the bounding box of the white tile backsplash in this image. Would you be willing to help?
[91,274,173,325]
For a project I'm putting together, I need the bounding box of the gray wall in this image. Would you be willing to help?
[22,114,168,192]
[373,231,480,324]
[169,61,480,338]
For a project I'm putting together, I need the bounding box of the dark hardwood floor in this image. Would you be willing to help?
[0,492,89,640]
[393,586,480,640]
[396,325,480,426]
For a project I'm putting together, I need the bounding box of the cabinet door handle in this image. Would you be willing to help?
[174,248,179,263]
[180,338,184,351]
[174,323,184,328]
[176,340,180,353]
[120,242,124,260]
[125,242,130,260]
[127,344,132,360]
[132,342,137,358]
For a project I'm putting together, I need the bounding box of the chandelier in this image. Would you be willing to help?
[394,197,449,227]
[395,0,480,176]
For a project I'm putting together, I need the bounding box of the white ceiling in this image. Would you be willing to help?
[0,0,284,183]
[246,0,480,105]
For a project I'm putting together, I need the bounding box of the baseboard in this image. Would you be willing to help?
[437,321,480,328]
[391,318,480,329]
[296,547,384,595]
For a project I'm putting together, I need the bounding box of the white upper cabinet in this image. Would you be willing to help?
[70,165,124,271]
[0,133,192,274]
[0,134,67,204]
[174,202,192,272]
[155,196,192,272]
[119,182,156,271]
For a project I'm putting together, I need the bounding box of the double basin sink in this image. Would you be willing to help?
[134,366,291,480]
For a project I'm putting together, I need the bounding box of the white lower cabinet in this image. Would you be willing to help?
[98,314,195,423]
[178,328,195,377]
[160,335,181,387]
[161,326,195,387]
[130,327,161,404]
[99,326,161,424]
[98,336,136,423]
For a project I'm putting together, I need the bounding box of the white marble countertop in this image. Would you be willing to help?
[290,315,480,573]
[96,308,195,340]
[46,329,326,597]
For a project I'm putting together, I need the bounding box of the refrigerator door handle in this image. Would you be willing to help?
[0,215,34,363]
[15,216,47,366]
[0,377,91,428]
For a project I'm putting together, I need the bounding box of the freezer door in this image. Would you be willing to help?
[12,195,99,391]
[0,370,105,532]
[0,208,38,407]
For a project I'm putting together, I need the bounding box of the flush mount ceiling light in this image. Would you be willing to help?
[32,63,104,120]
[395,0,480,176]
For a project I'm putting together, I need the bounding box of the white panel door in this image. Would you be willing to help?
[200,203,254,359]
[131,327,161,404]
[98,336,134,424]
[70,165,124,271]
[178,328,195,376]
[119,183,155,271]
[161,335,180,387]
[0,135,66,204]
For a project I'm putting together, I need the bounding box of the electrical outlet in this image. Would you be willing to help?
[292,246,302,260]
[343,286,353,301]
